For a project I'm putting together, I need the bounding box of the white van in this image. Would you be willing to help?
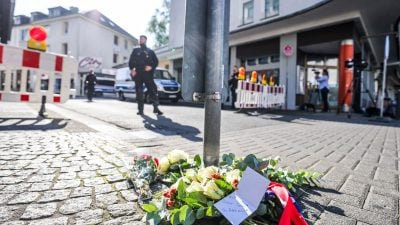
[114,67,181,103]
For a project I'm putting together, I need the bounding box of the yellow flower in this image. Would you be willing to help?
[157,157,170,174]
[168,150,189,164]
[203,180,224,200]
[186,181,204,193]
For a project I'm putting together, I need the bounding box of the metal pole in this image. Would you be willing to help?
[203,0,228,166]
[380,35,389,118]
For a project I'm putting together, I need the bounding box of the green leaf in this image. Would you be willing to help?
[187,192,208,204]
[177,179,187,200]
[179,205,196,225]
[142,203,158,213]
[196,207,205,219]
[214,179,233,193]
[194,154,202,167]
[145,212,161,225]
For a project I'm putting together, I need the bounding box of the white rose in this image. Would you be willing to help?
[185,169,197,181]
[186,181,204,193]
[203,180,224,200]
[168,150,189,164]
[157,157,170,174]
[225,169,241,184]
[198,166,219,181]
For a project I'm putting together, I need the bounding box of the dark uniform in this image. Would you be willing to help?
[228,71,239,108]
[85,71,97,101]
[128,45,160,115]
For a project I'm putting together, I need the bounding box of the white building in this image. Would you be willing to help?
[159,0,400,111]
[11,6,138,96]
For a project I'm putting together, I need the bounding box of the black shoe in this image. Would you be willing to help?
[153,109,163,115]
[137,111,144,115]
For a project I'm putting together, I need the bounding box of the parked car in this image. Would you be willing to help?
[94,77,115,96]
[114,67,181,103]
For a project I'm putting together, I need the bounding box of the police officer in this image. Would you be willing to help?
[128,35,162,115]
[85,70,97,102]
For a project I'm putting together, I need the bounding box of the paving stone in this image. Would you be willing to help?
[94,184,113,194]
[0,177,24,185]
[0,170,15,177]
[315,211,356,225]
[114,181,129,191]
[28,183,52,192]
[27,175,55,183]
[98,168,119,176]
[59,196,92,215]
[36,168,58,175]
[363,192,398,215]
[1,221,27,225]
[20,203,57,220]
[374,168,398,184]
[0,206,20,222]
[339,179,370,198]
[60,166,81,173]
[37,190,71,203]
[71,187,92,198]
[8,192,40,205]
[27,217,69,225]
[0,194,15,204]
[103,216,144,225]
[77,171,97,179]
[120,190,138,202]
[106,174,125,183]
[95,193,119,207]
[326,201,397,225]
[57,172,76,180]
[107,203,137,217]
[80,164,99,171]
[83,177,105,187]
[52,180,81,190]
[1,183,31,194]
[74,209,103,225]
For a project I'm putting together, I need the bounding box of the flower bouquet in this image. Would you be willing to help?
[129,150,320,225]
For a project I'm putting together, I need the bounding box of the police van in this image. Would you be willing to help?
[114,67,181,103]
[94,77,115,97]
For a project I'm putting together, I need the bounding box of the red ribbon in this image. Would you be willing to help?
[268,182,308,225]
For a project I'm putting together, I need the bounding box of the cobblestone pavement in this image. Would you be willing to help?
[1,101,400,225]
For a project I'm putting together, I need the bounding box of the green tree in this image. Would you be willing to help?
[147,0,170,48]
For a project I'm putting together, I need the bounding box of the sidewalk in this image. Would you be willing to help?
[0,102,399,225]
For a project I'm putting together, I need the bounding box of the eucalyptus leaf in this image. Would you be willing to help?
[142,203,159,213]
[194,154,202,167]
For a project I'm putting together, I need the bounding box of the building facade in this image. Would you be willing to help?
[160,0,400,111]
[11,6,138,96]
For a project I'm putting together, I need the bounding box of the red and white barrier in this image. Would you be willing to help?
[0,43,77,103]
[235,80,285,109]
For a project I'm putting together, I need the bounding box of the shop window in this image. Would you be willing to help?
[247,58,257,66]
[265,0,279,18]
[240,59,246,67]
[258,56,268,64]
[270,55,280,63]
[243,1,254,24]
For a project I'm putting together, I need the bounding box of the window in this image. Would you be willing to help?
[123,56,128,62]
[247,58,256,66]
[62,43,68,54]
[114,35,119,45]
[63,22,69,34]
[265,0,279,17]
[113,54,118,63]
[243,1,254,24]
[20,29,28,41]
[124,40,128,49]
[270,54,280,63]
[258,56,269,64]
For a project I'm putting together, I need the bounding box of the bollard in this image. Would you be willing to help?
[38,95,47,117]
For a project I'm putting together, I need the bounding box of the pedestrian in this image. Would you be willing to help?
[316,69,330,112]
[228,66,239,109]
[85,70,97,102]
[128,35,162,115]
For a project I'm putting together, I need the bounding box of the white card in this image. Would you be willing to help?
[215,167,270,225]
